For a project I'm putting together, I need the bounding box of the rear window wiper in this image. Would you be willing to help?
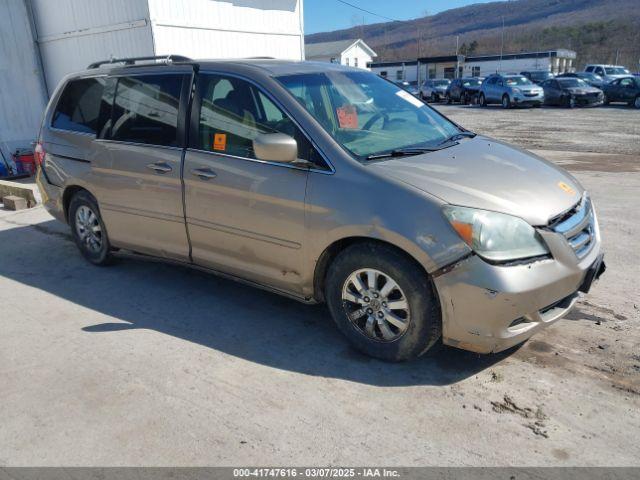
[365,147,441,160]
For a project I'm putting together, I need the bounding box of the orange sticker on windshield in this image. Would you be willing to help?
[336,105,358,129]
[213,133,227,151]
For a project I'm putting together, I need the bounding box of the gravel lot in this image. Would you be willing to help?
[1,105,639,466]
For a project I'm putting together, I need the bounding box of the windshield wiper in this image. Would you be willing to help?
[439,131,477,144]
[365,132,476,160]
[365,147,441,160]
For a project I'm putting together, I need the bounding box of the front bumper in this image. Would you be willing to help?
[512,92,544,106]
[574,94,604,106]
[434,229,604,354]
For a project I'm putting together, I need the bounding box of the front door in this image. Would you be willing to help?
[95,71,191,261]
[183,73,317,294]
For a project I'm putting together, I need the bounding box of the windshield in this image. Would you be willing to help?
[557,78,588,88]
[462,79,482,87]
[605,67,630,75]
[433,80,450,86]
[277,71,461,159]
[505,76,533,86]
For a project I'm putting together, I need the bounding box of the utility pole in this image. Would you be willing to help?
[455,35,459,79]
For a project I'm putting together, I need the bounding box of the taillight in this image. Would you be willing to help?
[34,141,45,168]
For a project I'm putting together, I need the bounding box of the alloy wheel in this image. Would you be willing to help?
[75,205,103,253]
[341,268,411,342]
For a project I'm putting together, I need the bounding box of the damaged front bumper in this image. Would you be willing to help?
[433,232,605,354]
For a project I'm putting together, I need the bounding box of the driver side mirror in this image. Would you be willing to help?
[253,133,298,163]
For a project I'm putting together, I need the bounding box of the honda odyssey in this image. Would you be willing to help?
[36,56,605,361]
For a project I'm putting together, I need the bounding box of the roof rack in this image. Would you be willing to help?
[87,55,192,69]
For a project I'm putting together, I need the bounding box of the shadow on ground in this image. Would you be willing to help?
[0,218,513,387]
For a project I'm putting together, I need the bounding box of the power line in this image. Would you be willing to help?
[335,0,400,23]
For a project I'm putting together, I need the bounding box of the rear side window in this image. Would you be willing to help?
[52,78,110,135]
[110,74,183,147]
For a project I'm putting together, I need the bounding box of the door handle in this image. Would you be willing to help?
[146,162,172,173]
[191,167,217,180]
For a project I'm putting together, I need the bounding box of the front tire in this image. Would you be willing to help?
[430,92,438,103]
[633,96,640,109]
[325,243,441,361]
[502,94,511,109]
[69,191,114,266]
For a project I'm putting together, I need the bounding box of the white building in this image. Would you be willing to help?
[369,49,577,84]
[305,39,377,69]
[0,0,305,165]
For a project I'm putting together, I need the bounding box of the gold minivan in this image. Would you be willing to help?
[36,56,605,361]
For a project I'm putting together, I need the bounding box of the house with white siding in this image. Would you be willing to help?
[305,39,377,69]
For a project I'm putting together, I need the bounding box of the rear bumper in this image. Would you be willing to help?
[36,168,65,222]
[434,233,604,354]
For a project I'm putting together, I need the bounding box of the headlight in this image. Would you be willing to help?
[512,88,522,94]
[443,206,549,262]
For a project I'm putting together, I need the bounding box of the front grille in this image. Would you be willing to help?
[548,195,595,259]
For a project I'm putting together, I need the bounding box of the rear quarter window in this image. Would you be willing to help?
[52,78,110,135]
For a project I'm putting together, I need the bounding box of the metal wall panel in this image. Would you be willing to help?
[0,0,48,157]
[152,25,302,60]
[148,0,304,60]
[31,0,150,37]
[30,0,155,94]
[37,25,155,94]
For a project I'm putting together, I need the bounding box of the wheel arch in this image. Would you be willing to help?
[312,236,433,303]
[62,185,96,223]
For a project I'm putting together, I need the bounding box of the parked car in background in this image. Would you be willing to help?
[36,56,605,361]
[520,70,555,84]
[556,72,605,89]
[541,77,603,107]
[479,74,544,108]
[445,77,484,104]
[420,79,451,102]
[584,64,632,83]
[601,76,640,108]
[395,80,420,97]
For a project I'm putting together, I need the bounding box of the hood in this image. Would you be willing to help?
[369,136,583,226]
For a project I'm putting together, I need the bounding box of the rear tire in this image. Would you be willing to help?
[445,93,452,104]
[325,242,441,362]
[603,94,609,105]
[431,92,438,103]
[479,93,487,107]
[69,191,114,266]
